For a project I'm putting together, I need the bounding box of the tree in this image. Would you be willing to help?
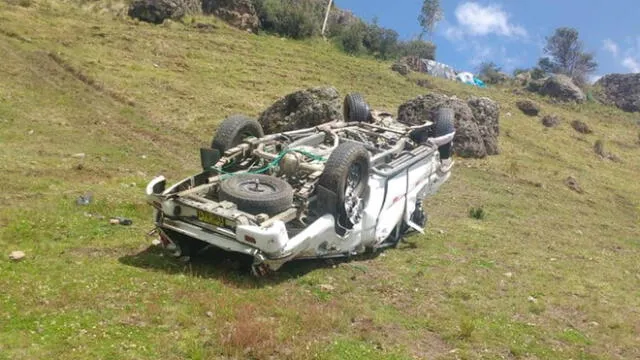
[418,0,443,39]
[539,27,597,86]
[476,61,507,84]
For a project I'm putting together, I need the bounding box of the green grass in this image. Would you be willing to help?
[1,1,640,359]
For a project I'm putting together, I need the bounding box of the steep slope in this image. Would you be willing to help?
[1,2,639,359]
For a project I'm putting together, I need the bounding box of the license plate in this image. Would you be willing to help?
[196,210,235,229]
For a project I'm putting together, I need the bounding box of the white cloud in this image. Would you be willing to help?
[603,39,619,57]
[622,57,640,73]
[445,2,527,39]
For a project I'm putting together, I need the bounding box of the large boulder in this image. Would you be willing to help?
[595,73,640,112]
[397,93,500,158]
[516,99,540,116]
[258,87,342,134]
[202,0,259,32]
[391,61,410,76]
[128,0,188,24]
[537,74,585,103]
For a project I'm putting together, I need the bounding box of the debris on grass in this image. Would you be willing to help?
[75,193,93,205]
[9,251,26,261]
[109,217,133,225]
[564,176,584,194]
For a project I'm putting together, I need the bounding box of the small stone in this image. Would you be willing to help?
[205,311,213,318]
[319,284,335,292]
[438,229,445,234]
[71,153,86,159]
[28,129,34,135]
[109,218,120,225]
[141,155,147,159]
[151,239,162,246]
[9,251,25,261]
[527,296,537,303]
[504,272,513,278]
[505,112,512,117]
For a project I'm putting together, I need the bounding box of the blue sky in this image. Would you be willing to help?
[336,0,640,80]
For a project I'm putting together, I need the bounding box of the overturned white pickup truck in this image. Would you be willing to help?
[146,94,455,275]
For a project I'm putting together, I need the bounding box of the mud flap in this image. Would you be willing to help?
[315,185,344,234]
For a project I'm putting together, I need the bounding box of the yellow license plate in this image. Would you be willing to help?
[197,210,235,228]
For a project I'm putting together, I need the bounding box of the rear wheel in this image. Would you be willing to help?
[211,115,264,153]
[318,142,370,234]
[343,93,371,123]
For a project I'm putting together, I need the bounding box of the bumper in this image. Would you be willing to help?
[156,214,336,270]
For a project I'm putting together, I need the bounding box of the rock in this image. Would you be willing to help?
[319,284,335,292]
[467,96,500,155]
[71,152,86,159]
[415,79,431,88]
[258,87,342,134]
[571,120,592,134]
[516,99,540,116]
[537,75,585,103]
[75,193,93,206]
[595,73,640,112]
[202,0,259,32]
[564,176,584,194]
[391,61,410,76]
[527,79,545,93]
[128,0,190,24]
[541,114,561,128]
[151,238,162,246]
[9,251,25,261]
[397,93,500,158]
[593,140,620,162]
[514,72,531,86]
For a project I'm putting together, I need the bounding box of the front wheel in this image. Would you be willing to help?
[318,142,370,234]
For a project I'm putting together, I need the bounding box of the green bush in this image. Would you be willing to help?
[253,0,325,39]
[363,21,399,59]
[469,207,485,220]
[337,21,367,54]
[397,39,436,60]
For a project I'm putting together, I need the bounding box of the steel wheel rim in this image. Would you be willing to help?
[344,163,364,225]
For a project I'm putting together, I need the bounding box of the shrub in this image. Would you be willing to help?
[254,0,325,39]
[363,21,399,59]
[469,207,485,220]
[397,39,435,60]
[337,21,367,54]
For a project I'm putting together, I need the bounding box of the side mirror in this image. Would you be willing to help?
[200,148,220,171]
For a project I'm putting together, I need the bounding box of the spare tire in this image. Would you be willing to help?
[343,93,371,123]
[218,174,293,216]
[318,142,370,234]
[212,115,264,153]
[434,108,455,160]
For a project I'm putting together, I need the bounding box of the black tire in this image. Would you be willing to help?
[318,142,370,233]
[343,93,371,123]
[434,108,455,160]
[218,174,293,215]
[211,115,264,153]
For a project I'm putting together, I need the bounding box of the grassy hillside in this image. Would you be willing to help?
[1,2,639,359]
